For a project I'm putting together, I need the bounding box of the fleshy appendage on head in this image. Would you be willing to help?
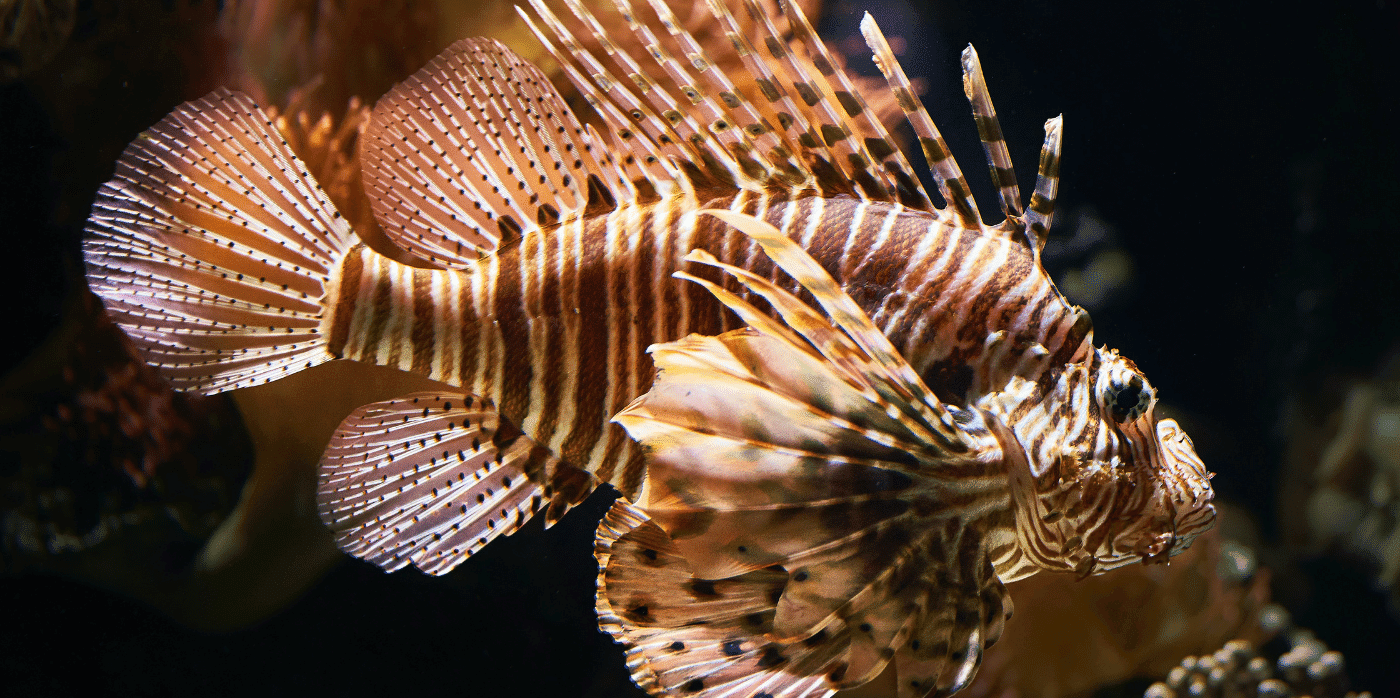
[993,347,1216,581]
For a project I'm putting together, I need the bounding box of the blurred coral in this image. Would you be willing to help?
[1043,206,1138,314]
[0,0,76,81]
[215,0,439,120]
[1281,348,1400,614]
[1144,609,1371,698]
[0,274,252,570]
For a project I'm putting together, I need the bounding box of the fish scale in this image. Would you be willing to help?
[81,1,1216,696]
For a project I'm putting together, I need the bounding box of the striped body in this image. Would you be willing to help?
[324,190,1083,499]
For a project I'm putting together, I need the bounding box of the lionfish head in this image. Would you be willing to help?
[1005,348,1216,578]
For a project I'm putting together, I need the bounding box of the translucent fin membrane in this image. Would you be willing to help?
[360,37,620,269]
[316,392,595,576]
[83,89,354,394]
[594,500,842,698]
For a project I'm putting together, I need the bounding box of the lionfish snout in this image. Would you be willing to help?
[1119,418,1217,563]
[1157,416,1217,537]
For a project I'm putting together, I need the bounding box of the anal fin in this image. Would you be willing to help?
[316,391,594,575]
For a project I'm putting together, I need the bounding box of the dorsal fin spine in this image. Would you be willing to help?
[860,13,984,230]
[584,122,643,200]
[635,0,803,185]
[775,0,931,208]
[563,0,730,164]
[960,45,1024,224]
[526,0,695,182]
[761,0,899,201]
[735,0,879,197]
[1025,115,1063,253]
[570,0,764,191]
[610,0,778,188]
[522,10,678,191]
[700,0,827,172]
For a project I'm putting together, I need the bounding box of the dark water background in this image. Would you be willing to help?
[2,0,1397,695]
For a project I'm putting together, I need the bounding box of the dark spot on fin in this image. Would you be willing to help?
[632,177,660,203]
[865,137,895,160]
[756,645,787,668]
[689,579,719,597]
[756,79,781,102]
[890,165,929,209]
[536,203,560,226]
[835,90,863,116]
[497,215,522,243]
[764,37,786,59]
[820,123,849,146]
[585,173,616,215]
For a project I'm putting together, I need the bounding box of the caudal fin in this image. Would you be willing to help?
[84,89,357,394]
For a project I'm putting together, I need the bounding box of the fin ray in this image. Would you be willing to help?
[317,391,592,575]
[361,38,617,269]
[1025,116,1063,251]
[960,45,1023,224]
[860,14,982,228]
[83,88,355,394]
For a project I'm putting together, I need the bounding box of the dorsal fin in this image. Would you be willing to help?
[961,45,1023,225]
[737,0,899,201]
[360,37,621,270]
[698,0,834,188]
[1025,115,1064,253]
[860,14,983,230]
[517,0,956,207]
[361,0,1065,270]
[773,0,930,208]
[632,0,805,185]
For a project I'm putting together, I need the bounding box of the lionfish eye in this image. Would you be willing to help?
[1106,375,1150,421]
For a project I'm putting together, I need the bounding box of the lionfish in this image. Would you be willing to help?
[595,211,1216,697]
[79,0,1215,694]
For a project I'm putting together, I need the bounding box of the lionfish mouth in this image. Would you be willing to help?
[1122,418,1217,563]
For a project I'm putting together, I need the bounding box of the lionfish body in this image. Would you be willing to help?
[80,0,1215,696]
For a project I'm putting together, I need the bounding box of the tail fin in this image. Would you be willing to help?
[84,89,358,394]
